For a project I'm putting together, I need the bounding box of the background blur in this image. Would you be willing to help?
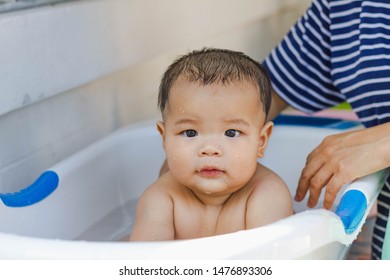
[0,0,310,193]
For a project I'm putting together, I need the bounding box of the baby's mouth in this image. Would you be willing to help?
[198,167,224,178]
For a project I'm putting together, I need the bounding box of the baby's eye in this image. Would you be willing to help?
[225,129,240,138]
[183,129,198,137]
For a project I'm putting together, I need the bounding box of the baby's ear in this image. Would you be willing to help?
[156,121,166,145]
[257,121,274,158]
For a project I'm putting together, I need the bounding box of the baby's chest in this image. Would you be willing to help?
[173,203,247,239]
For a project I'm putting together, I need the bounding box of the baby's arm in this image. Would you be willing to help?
[130,182,175,241]
[246,167,293,229]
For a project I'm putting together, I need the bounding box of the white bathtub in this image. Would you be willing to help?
[0,115,386,259]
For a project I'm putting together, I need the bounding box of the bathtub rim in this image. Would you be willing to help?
[0,208,350,260]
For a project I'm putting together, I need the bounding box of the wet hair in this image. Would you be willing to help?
[158,48,272,115]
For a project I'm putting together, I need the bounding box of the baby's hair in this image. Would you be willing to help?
[158,48,272,115]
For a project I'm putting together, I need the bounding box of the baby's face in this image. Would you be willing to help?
[158,79,270,200]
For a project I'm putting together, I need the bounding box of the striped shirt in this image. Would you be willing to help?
[263,0,390,259]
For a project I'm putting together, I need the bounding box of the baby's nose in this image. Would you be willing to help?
[199,144,223,156]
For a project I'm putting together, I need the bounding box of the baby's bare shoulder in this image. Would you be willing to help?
[245,164,293,228]
[142,171,193,203]
[251,163,289,193]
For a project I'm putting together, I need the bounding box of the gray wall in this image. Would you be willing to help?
[0,0,311,193]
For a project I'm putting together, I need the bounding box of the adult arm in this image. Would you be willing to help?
[266,89,288,122]
[269,85,390,209]
[295,122,390,209]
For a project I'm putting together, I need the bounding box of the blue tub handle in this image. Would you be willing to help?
[0,170,59,207]
[335,190,367,234]
[335,169,388,234]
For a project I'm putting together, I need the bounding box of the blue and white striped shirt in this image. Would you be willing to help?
[264,0,390,259]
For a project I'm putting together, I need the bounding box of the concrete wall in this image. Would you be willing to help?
[0,0,311,193]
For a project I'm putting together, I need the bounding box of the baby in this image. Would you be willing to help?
[130,48,293,241]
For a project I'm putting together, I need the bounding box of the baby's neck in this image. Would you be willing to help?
[190,189,233,207]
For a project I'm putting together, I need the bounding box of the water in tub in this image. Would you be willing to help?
[75,198,138,242]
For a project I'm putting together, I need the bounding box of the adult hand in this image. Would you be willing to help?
[294,122,390,209]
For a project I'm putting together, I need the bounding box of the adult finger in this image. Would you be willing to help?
[323,172,353,210]
[306,164,334,208]
[295,155,324,202]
